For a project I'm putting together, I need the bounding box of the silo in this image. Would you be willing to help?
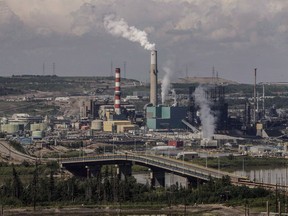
[2,124,19,134]
[30,123,47,131]
[32,131,43,140]
[91,120,103,131]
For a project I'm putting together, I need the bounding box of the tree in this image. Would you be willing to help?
[11,166,23,200]
[32,163,39,210]
[49,171,55,202]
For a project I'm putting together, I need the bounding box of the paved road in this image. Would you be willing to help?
[0,139,36,163]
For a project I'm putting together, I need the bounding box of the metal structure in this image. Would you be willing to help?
[187,85,228,132]
[254,68,257,123]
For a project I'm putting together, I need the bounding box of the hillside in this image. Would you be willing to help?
[176,76,238,85]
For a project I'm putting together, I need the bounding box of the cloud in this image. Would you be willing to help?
[6,0,83,34]
[4,0,287,47]
[0,0,288,82]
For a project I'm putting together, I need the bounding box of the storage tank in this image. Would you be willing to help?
[1,124,19,134]
[1,117,8,124]
[91,120,103,131]
[32,131,43,140]
[200,138,218,148]
[30,123,47,131]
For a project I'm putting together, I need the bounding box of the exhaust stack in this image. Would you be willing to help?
[114,68,121,115]
[150,50,158,106]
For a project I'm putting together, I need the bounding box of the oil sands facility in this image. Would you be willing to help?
[2,48,288,157]
[75,49,288,144]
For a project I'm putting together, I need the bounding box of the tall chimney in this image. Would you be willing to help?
[150,50,158,106]
[114,68,121,115]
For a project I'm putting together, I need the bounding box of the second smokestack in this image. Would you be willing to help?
[150,50,158,106]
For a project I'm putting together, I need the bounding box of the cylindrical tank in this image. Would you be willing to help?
[1,124,19,134]
[1,117,8,124]
[91,120,103,130]
[30,123,47,131]
[32,131,43,139]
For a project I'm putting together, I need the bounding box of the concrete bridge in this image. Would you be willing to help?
[61,153,245,187]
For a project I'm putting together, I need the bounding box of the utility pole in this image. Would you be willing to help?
[110,60,113,77]
[123,61,126,79]
[43,62,45,76]
[262,84,265,117]
[52,62,56,76]
[253,68,257,123]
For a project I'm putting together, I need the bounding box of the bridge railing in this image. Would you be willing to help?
[61,153,232,181]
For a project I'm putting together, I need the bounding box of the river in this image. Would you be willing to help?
[233,167,288,186]
[134,166,288,187]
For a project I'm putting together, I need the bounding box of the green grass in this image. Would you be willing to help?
[44,150,86,158]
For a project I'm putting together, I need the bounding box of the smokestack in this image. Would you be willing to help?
[114,68,121,115]
[150,50,158,106]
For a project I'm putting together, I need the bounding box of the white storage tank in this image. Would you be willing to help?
[30,123,47,131]
[1,124,19,134]
[32,131,43,140]
[91,120,103,131]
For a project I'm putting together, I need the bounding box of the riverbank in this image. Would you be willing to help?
[1,204,261,216]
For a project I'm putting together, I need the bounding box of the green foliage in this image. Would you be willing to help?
[11,166,23,199]
[9,140,26,154]
[44,150,86,159]
[0,164,278,211]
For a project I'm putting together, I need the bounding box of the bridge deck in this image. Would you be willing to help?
[61,153,244,182]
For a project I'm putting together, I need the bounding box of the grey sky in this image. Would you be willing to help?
[0,0,288,83]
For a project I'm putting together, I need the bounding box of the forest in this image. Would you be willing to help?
[0,161,284,213]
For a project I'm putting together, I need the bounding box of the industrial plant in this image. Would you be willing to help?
[1,49,288,152]
[0,46,288,216]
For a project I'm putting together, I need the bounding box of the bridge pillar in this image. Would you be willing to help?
[150,169,165,188]
[85,165,101,178]
[186,177,204,188]
[116,163,132,180]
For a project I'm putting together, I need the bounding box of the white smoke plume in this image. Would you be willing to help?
[171,89,177,105]
[161,66,174,104]
[103,14,155,50]
[194,86,216,140]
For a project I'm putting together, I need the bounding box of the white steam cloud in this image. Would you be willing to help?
[103,14,155,50]
[194,86,216,140]
[161,66,174,104]
[171,89,177,105]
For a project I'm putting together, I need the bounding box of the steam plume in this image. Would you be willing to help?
[194,86,215,139]
[104,14,155,50]
[161,66,173,104]
[171,89,177,105]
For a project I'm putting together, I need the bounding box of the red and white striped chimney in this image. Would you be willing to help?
[114,68,121,115]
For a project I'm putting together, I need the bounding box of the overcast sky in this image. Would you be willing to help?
[1,0,288,83]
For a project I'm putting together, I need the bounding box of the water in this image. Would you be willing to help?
[133,173,187,187]
[134,167,288,186]
[233,167,288,185]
